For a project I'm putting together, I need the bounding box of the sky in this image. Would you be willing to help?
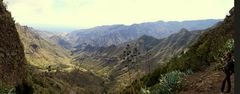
[6,0,234,32]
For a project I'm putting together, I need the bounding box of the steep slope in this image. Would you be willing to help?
[16,24,71,69]
[148,28,203,64]
[178,8,234,94]
[0,0,27,89]
[128,8,234,94]
[66,19,220,48]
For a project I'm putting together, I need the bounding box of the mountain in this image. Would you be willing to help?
[0,0,27,90]
[0,0,229,93]
[65,19,221,48]
[124,8,234,94]
[71,27,204,92]
[31,29,68,40]
[30,29,55,39]
[16,24,72,69]
[29,29,72,49]
[147,28,203,64]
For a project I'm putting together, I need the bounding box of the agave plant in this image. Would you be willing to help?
[150,71,185,94]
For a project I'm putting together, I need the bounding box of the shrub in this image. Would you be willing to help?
[185,69,193,75]
[140,87,150,94]
[149,71,185,94]
[217,39,234,58]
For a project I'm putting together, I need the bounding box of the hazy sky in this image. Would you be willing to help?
[6,0,233,32]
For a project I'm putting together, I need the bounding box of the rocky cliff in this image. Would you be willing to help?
[0,0,27,87]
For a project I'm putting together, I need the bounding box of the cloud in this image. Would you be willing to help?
[6,0,233,32]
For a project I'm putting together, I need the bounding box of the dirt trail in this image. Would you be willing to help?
[179,65,234,94]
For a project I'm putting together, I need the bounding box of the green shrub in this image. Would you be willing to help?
[149,71,185,94]
[218,39,234,57]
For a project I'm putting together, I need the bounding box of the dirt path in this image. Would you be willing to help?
[179,66,234,94]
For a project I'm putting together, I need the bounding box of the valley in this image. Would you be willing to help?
[14,18,221,93]
[0,0,234,94]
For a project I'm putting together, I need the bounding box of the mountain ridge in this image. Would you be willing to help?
[33,19,221,49]
[65,19,221,48]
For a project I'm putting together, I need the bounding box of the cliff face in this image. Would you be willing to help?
[0,1,27,86]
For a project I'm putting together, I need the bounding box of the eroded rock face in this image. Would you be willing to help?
[0,1,27,86]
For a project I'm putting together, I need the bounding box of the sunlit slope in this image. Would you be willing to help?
[16,24,71,69]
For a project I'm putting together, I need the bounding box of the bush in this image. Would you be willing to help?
[149,71,185,94]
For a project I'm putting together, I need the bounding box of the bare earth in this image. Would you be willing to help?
[179,65,234,94]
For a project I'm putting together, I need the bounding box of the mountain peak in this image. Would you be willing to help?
[138,35,158,41]
[179,28,189,33]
